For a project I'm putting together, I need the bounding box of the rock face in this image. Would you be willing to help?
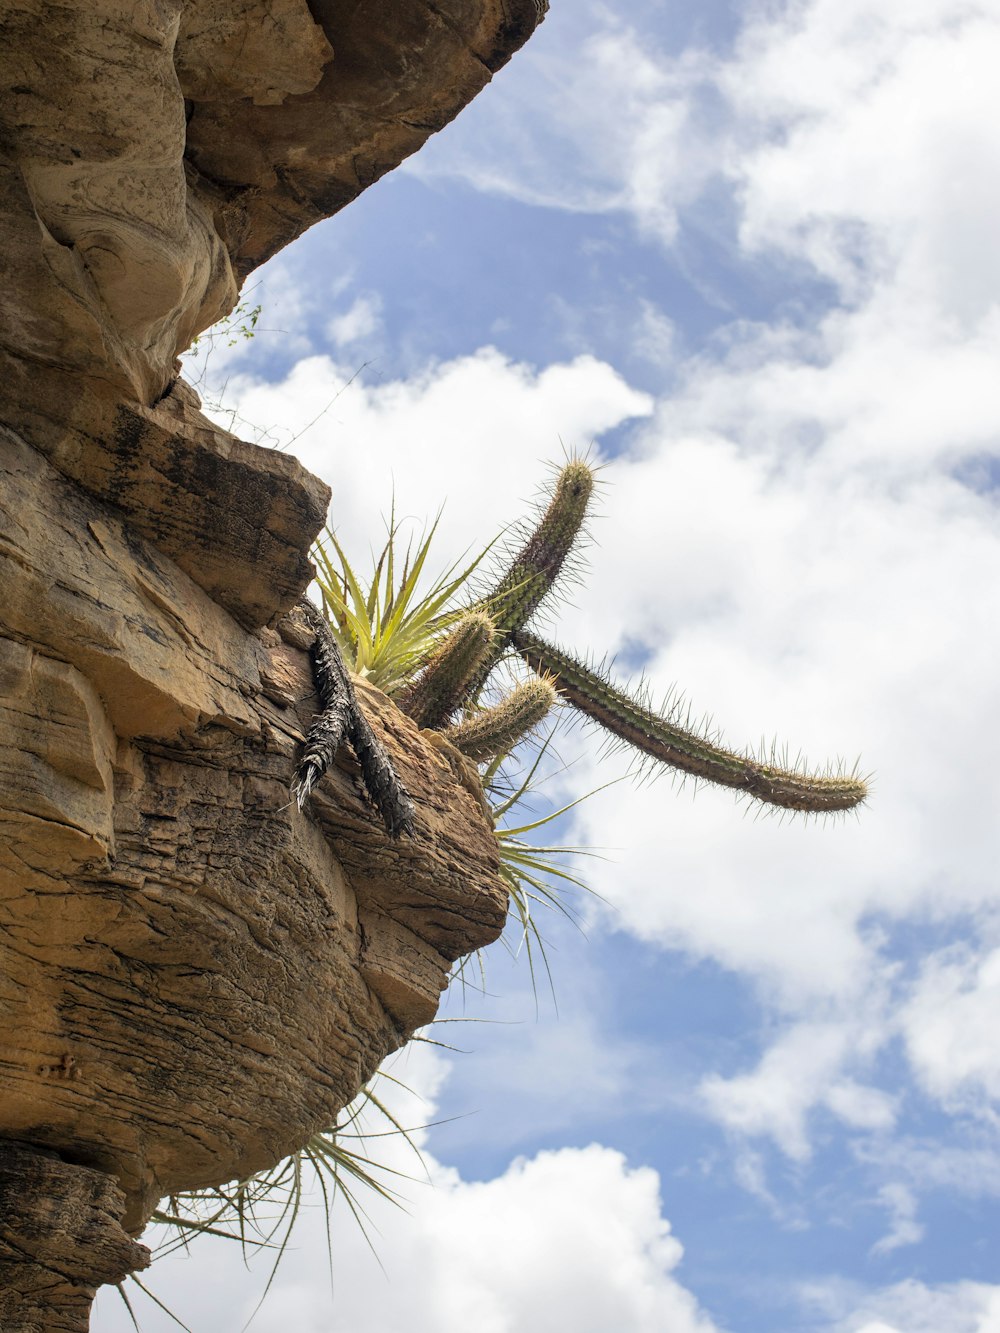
[0,0,546,1326]
[1,0,545,627]
[1,423,507,1221]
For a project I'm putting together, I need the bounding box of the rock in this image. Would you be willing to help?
[0,427,507,1236]
[0,1141,151,1333]
[0,0,547,1322]
[0,0,547,627]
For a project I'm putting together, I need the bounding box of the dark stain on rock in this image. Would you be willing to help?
[108,406,147,505]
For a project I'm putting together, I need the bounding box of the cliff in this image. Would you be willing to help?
[0,1,546,1327]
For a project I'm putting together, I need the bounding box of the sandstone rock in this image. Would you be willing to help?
[0,0,546,627]
[0,0,547,1322]
[0,427,507,1238]
[0,1142,151,1333]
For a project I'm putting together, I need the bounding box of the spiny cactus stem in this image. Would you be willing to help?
[293,600,415,838]
[513,631,867,814]
[443,676,558,763]
[462,460,596,702]
[488,460,593,635]
[397,609,497,730]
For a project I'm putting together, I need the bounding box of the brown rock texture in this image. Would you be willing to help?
[0,0,546,627]
[0,0,547,1323]
[0,1141,151,1333]
[0,424,507,1236]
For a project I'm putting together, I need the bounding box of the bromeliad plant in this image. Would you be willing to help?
[133,1074,426,1330]
[292,458,867,824]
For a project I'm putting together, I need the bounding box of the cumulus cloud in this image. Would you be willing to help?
[93,1048,719,1333]
[205,346,652,564]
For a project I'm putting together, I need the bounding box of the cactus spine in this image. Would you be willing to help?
[513,630,866,813]
[443,676,558,763]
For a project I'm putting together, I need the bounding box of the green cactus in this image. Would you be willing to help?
[512,630,866,813]
[397,609,496,729]
[298,457,867,815]
[403,456,865,811]
[461,459,594,701]
[380,457,593,763]
[443,675,558,763]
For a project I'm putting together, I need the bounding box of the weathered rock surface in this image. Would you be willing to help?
[0,0,546,626]
[0,1141,151,1333]
[0,423,507,1236]
[0,0,547,1322]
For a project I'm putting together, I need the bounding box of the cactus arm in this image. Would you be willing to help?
[442,677,558,763]
[461,461,595,702]
[484,460,594,637]
[396,610,497,729]
[512,630,867,814]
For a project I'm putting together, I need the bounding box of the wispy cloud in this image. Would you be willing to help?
[870,1183,923,1256]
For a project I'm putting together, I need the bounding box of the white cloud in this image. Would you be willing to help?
[541,291,1000,1142]
[700,1022,895,1160]
[902,944,1000,1107]
[725,4,1000,320]
[852,1137,1000,1203]
[92,1047,720,1333]
[801,1276,1000,1333]
[826,1082,898,1134]
[326,293,383,349]
[870,1183,923,1256]
[207,346,652,564]
[632,299,679,366]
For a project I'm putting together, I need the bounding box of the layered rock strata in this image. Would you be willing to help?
[0,0,546,1325]
[0,416,507,1222]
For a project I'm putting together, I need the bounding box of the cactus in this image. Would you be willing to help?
[461,459,594,701]
[512,630,866,814]
[397,609,497,729]
[443,676,558,763]
[297,457,867,816]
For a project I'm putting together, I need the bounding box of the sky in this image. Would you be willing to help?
[93,1,1000,1329]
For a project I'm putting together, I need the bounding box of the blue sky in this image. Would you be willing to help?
[95,2,1000,1330]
